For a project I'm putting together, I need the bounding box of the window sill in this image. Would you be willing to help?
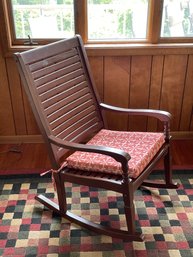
[85,42,193,56]
[3,42,193,57]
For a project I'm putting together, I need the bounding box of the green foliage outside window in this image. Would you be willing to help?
[11,0,73,38]
[12,0,50,4]
[11,0,148,40]
[118,9,134,38]
[90,0,112,3]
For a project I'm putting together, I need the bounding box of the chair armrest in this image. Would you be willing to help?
[100,103,171,122]
[48,135,130,167]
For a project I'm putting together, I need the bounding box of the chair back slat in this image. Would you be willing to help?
[39,75,85,101]
[37,73,85,96]
[33,62,82,87]
[41,81,89,109]
[14,36,104,167]
[57,116,100,142]
[50,105,96,135]
[31,50,79,77]
[44,87,91,116]
[47,96,93,123]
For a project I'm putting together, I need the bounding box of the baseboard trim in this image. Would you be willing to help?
[0,135,44,144]
[171,131,193,139]
[0,132,193,144]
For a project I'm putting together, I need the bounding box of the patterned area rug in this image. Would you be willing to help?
[0,171,193,257]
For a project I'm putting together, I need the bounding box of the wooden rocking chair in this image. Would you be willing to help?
[14,35,178,241]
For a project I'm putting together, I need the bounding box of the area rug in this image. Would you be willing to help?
[0,171,193,257]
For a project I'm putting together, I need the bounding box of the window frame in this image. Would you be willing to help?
[1,0,193,56]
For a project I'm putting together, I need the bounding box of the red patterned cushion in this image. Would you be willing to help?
[66,129,165,178]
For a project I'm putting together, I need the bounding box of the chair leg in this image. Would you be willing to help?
[53,171,67,214]
[163,147,179,189]
[123,183,143,240]
[35,171,67,216]
[142,147,179,189]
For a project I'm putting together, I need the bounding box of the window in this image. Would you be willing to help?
[87,0,149,41]
[1,0,193,49]
[161,0,193,38]
[10,0,74,40]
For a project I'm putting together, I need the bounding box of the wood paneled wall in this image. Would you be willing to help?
[0,45,193,142]
[90,54,193,135]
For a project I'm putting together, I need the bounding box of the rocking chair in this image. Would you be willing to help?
[14,35,178,241]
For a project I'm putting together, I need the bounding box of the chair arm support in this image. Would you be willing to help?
[48,135,131,166]
[100,103,171,122]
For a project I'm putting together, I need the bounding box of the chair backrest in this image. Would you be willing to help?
[14,35,104,168]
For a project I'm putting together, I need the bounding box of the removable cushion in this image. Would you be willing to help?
[66,129,165,178]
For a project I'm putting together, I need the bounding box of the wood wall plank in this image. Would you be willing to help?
[147,55,164,131]
[129,56,152,131]
[6,58,27,135]
[160,55,188,131]
[22,88,40,135]
[0,46,15,136]
[180,55,193,131]
[6,58,40,135]
[88,56,104,101]
[104,56,130,131]
[190,113,193,131]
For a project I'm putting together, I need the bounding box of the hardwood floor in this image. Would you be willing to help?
[0,139,193,175]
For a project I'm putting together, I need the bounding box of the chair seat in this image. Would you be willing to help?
[66,129,165,178]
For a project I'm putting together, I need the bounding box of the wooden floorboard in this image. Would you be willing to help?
[0,139,193,175]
